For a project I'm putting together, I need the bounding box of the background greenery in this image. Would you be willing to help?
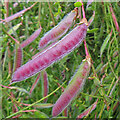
[1,1,120,119]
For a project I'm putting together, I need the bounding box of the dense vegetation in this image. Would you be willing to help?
[1,1,119,119]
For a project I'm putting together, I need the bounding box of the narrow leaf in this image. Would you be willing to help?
[7,22,22,35]
[33,103,53,108]
[87,28,99,33]
[100,30,112,57]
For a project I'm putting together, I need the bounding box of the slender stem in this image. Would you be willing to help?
[81,1,86,18]
[6,80,67,118]
[84,40,89,57]
[2,28,20,44]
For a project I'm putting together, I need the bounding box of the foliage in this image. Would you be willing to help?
[1,1,119,119]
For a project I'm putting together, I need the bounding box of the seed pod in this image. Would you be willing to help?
[11,20,88,83]
[38,10,77,49]
[77,99,98,118]
[0,2,37,23]
[42,70,49,103]
[20,27,42,48]
[43,71,48,102]
[29,73,41,95]
[14,46,23,71]
[52,57,91,117]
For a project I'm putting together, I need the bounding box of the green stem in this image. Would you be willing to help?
[6,80,67,118]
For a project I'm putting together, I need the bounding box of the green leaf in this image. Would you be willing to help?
[32,111,49,118]
[100,32,112,57]
[87,28,99,33]
[74,2,82,7]
[7,23,22,35]
[33,103,53,108]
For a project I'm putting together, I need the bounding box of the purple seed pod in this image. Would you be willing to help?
[11,20,88,84]
[52,57,91,117]
[38,10,76,49]
[77,99,98,118]
[14,46,23,71]
[0,2,37,23]
[29,73,41,95]
[20,27,42,48]
[43,70,49,103]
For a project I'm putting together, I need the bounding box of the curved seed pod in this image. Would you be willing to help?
[52,57,91,117]
[14,46,23,71]
[20,27,42,48]
[11,20,88,83]
[38,10,77,49]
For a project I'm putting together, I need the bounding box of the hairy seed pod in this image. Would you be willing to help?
[20,27,42,48]
[29,73,41,95]
[0,3,37,23]
[77,99,98,118]
[52,57,91,117]
[38,10,76,49]
[11,20,87,83]
[14,46,23,71]
[43,70,49,102]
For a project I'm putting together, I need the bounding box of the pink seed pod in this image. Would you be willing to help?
[29,73,41,95]
[20,27,42,48]
[38,10,77,49]
[14,46,23,71]
[109,4,120,34]
[77,99,98,118]
[43,70,49,103]
[11,20,88,84]
[32,41,58,60]
[52,57,91,117]
[0,2,37,23]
